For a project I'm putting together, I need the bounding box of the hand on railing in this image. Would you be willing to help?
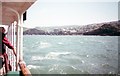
[12,48,17,57]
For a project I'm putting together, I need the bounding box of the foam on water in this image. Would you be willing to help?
[27,65,40,69]
[46,52,71,57]
[46,52,71,59]
[31,52,71,60]
[23,36,118,74]
[58,42,63,45]
[39,41,51,48]
[31,56,45,60]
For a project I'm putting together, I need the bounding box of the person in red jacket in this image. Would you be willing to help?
[0,27,16,73]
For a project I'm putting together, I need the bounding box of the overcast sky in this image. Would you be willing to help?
[24,0,119,28]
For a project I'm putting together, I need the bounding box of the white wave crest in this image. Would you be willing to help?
[39,42,51,48]
[32,56,45,60]
[58,42,63,45]
[27,65,40,69]
[45,52,71,59]
[31,52,71,60]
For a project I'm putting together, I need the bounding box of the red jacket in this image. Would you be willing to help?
[3,36,14,49]
[1,33,14,54]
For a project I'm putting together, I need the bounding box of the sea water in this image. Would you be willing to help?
[23,35,118,74]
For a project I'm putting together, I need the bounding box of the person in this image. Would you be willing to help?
[0,27,16,74]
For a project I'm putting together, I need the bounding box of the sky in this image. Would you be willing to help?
[24,0,119,28]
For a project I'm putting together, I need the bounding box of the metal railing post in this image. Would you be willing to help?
[16,22,20,71]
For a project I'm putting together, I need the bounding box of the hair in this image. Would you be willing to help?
[0,27,5,33]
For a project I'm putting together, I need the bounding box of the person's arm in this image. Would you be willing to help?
[12,48,17,57]
[3,37,16,57]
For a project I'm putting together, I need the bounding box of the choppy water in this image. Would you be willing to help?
[23,35,118,74]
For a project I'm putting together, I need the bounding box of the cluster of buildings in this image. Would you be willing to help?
[23,21,120,35]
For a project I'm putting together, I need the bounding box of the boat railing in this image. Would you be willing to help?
[5,23,32,76]
[6,23,16,72]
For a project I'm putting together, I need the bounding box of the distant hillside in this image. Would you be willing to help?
[23,28,45,35]
[23,21,120,36]
[23,27,29,31]
[83,21,120,36]
[83,24,120,36]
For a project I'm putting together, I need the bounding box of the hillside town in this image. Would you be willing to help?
[23,21,120,36]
